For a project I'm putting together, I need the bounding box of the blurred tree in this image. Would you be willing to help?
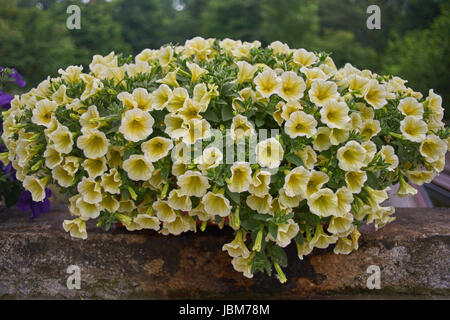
[383,3,450,116]
[114,0,167,52]
[0,0,75,88]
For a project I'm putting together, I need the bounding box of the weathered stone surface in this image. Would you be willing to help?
[0,206,449,299]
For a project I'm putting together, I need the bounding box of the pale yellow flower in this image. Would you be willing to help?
[77,177,102,204]
[230,115,255,141]
[79,105,101,129]
[347,74,369,96]
[44,145,63,169]
[246,193,272,214]
[82,157,107,178]
[426,89,444,116]
[255,137,284,169]
[153,199,176,223]
[100,168,121,194]
[231,256,253,279]
[187,62,208,82]
[178,98,203,121]
[228,162,252,193]
[184,36,211,60]
[278,71,306,102]
[123,154,154,181]
[320,100,351,129]
[313,127,332,151]
[398,97,423,118]
[335,187,354,217]
[419,134,447,163]
[285,110,317,139]
[254,69,281,98]
[171,142,191,164]
[202,191,232,217]
[80,74,103,101]
[141,136,174,162]
[345,170,367,193]
[76,196,101,220]
[361,141,377,165]
[182,118,211,145]
[147,168,164,191]
[278,188,303,209]
[32,99,57,127]
[283,166,310,197]
[157,69,179,87]
[236,61,258,84]
[280,101,302,121]
[151,84,173,110]
[117,92,137,110]
[269,41,290,55]
[397,175,417,197]
[380,145,399,171]
[305,170,329,197]
[106,146,123,169]
[126,60,151,78]
[49,124,74,154]
[400,116,427,142]
[134,214,160,231]
[158,46,173,67]
[294,145,317,170]
[330,128,350,146]
[198,146,223,173]
[168,189,192,211]
[249,170,271,197]
[58,65,83,83]
[52,165,74,188]
[405,169,435,186]
[309,80,339,107]
[296,239,314,260]
[222,230,250,258]
[164,215,192,235]
[327,213,354,235]
[23,176,48,202]
[309,224,338,249]
[337,141,366,171]
[164,113,188,139]
[307,188,337,217]
[270,219,299,248]
[172,162,188,177]
[300,67,327,87]
[165,89,186,113]
[363,79,387,109]
[293,48,318,67]
[132,88,152,111]
[77,128,109,159]
[52,84,72,105]
[177,170,210,197]
[333,237,353,255]
[119,108,154,142]
[63,218,88,239]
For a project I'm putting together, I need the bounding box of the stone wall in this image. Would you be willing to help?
[0,206,448,299]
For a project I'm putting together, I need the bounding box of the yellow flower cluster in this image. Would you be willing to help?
[2,37,448,282]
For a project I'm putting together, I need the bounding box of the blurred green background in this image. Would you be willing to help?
[0,0,449,116]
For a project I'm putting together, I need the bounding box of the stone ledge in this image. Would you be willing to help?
[0,206,449,299]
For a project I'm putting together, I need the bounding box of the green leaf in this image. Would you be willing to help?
[286,153,304,167]
[268,245,288,267]
[220,104,234,121]
[268,222,278,239]
[226,187,240,204]
[202,107,219,122]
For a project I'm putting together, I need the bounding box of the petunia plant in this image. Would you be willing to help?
[1,38,448,282]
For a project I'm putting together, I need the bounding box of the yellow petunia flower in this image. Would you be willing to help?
[101,194,120,213]
[254,69,281,98]
[100,168,121,194]
[283,166,310,197]
[231,256,254,279]
[360,119,381,141]
[132,88,153,111]
[222,230,250,258]
[269,219,299,248]
[405,169,435,186]
[182,118,211,145]
[307,188,338,217]
[255,137,284,169]
[300,67,327,87]
[347,74,369,97]
[187,62,208,82]
[293,48,318,67]
[23,176,49,202]
[43,145,63,169]
[141,136,174,162]
[117,92,137,110]
[230,115,255,141]
[363,79,387,109]
[236,61,258,84]
[228,162,252,193]
[380,145,399,171]
[280,101,302,121]
[397,175,417,197]
[79,105,101,129]
[246,193,272,214]
[278,188,303,209]
[177,170,210,197]
[63,218,88,240]
[134,214,160,231]
[309,80,340,107]
[361,141,377,165]
[82,157,107,178]
[248,170,271,197]
[179,98,203,121]
[313,126,332,151]
[119,108,154,142]
[327,212,354,235]
[335,187,354,217]
[305,170,329,197]
[164,113,188,139]
[151,84,173,110]
[336,141,366,171]
[320,100,351,129]
[294,145,317,170]
[32,99,57,127]
[278,71,306,102]
[309,224,338,249]
[333,237,353,255]
[419,134,447,163]
[202,191,232,217]
[106,146,124,169]
[123,154,154,181]
[158,46,173,67]
[157,69,179,87]
[398,97,423,118]
[345,170,367,193]
[77,128,109,159]
[76,196,101,220]
[77,177,102,204]
[49,124,74,154]
[285,110,317,139]
[400,116,427,142]
[168,188,192,211]
[198,146,223,173]
[52,165,74,188]
[153,199,177,223]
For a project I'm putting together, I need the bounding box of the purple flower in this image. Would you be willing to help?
[16,188,52,220]
[9,68,26,88]
[0,90,13,109]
